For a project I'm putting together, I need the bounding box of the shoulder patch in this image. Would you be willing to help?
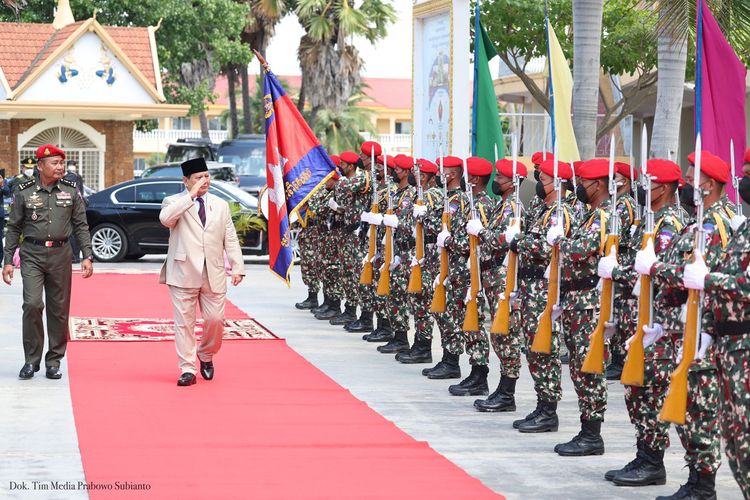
[18,179,35,190]
[60,178,77,188]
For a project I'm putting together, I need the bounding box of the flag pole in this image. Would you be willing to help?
[253,49,271,73]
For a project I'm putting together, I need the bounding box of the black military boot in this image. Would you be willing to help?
[396,338,432,364]
[554,418,604,456]
[345,309,373,332]
[449,365,489,396]
[513,402,542,429]
[377,330,409,353]
[612,444,666,486]
[310,294,332,315]
[605,352,625,380]
[314,298,341,320]
[518,401,559,433]
[474,375,517,412]
[295,289,319,310]
[362,315,386,340]
[365,318,393,342]
[678,471,717,500]
[427,351,461,379]
[605,441,644,481]
[329,304,357,325]
[655,466,699,500]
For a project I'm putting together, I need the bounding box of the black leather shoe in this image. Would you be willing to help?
[329,305,357,325]
[555,419,604,456]
[448,365,489,395]
[45,366,62,379]
[199,360,214,380]
[177,373,197,386]
[612,444,666,486]
[365,328,393,343]
[606,442,644,481]
[19,363,37,380]
[314,303,341,320]
[474,376,516,412]
[396,340,432,364]
[346,310,374,332]
[605,352,625,380]
[427,351,461,379]
[513,403,542,429]
[310,295,332,315]
[422,361,443,376]
[518,401,558,433]
[377,331,409,353]
[295,290,319,310]
[655,467,699,499]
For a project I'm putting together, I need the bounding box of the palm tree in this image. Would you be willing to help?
[295,0,396,128]
[572,0,604,160]
[309,85,376,153]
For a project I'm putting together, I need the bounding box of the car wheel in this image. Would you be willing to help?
[289,228,301,262]
[91,224,128,262]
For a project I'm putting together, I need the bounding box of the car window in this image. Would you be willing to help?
[134,182,183,204]
[142,165,183,177]
[208,186,232,202]
[165,145,212,163]
[218,142,265,177]
[114,186,136,203]
[212,181,258,209]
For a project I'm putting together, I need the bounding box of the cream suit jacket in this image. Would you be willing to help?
[158,191,245,293]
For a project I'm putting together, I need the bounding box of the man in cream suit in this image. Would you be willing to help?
[159,158,245,386]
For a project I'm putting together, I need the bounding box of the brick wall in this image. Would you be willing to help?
[84,120,134,187]
[0,119,41,176]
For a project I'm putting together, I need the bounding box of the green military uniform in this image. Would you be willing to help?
[3,177,92,370]
[610,192,637,368]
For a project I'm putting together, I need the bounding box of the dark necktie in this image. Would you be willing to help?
[197,197,206,226]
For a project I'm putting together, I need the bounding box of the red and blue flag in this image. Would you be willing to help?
[263,64,336,284]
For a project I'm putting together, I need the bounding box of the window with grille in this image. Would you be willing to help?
[19,127,101,190]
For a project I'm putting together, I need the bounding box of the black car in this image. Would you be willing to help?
[165,138,218,163]
[141,161,240,186]
[217,135,266,195]
[85,178,265,262]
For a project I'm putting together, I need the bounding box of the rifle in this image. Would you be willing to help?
[531,141,562,354]
[731,140,743,216]
[360,146,379,285]
[621,125,653,386]
[660,134,704,425]
[630,154,641,227]
[582,135,620,373]
[408,159,425,293]
[376,152,393,296]
[491,134,520,335]
[463,157,481,331]
[430,153,450,313]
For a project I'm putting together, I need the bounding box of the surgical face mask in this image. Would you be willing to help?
[24,169,34,177]
[738,176,750,205]
[575,183,590,204]
[535,181,548,200]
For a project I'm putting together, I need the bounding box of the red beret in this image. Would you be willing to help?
[531,151,553,166]
[466,156,492,176]
[330,155,341,167]
[745,148,750,164]
[340,151,360,165]
[394,154,414,170]
[616,162,636,180]
[687,151,729,183]
[437,156,463,169]
[539,159,573,180]
[495,158,528,178]
[376,155,397,168]
[36,143,65,160]
[578,158,610,180]
[416,158,437,174]
[360,141,382,156]
[573,160,584,173]
[646,159,682,183]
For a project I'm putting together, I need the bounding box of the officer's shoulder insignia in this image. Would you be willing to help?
[60,178,77,188]
[18,179,35,190]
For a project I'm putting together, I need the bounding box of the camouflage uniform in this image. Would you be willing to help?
[611,193,638,359]
[703,211,750,498]
[612,204,684,451]
[384,184,416,332]
[298,191,327,295]
[313,187,345,302]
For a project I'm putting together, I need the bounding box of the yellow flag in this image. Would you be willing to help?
[547,20,580,162]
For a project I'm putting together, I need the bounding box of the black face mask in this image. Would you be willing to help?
[436,175,444,188]
[407,172,417,187]
[459,177,467,191]
[390,171,400,183]
[535,181,548,200]
[636,185,648,206]
[679,184,696,212]
[564,180,574,192]
[575,184,589,204]
[491,181,503,196]
[533,170,540,182]
[738,176,750,205]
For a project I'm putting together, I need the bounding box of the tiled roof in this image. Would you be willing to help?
[0,20,157,91]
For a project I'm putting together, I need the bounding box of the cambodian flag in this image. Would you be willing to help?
[263,64,336,284]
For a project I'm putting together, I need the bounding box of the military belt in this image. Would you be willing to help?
[715,320,750,336]
[561,276,599,293]
[518,266,546,281]
[25,237,69,248]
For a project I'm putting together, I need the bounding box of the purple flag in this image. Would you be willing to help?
[696,0,747,201]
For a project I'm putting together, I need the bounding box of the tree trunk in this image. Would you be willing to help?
[241,64,251,135]
[572,0,604,159]
[651,28,688,159]
[297,78,306,113]
[198,110,209,139]
[227,65,239,139]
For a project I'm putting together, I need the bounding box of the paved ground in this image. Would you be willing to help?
[0,255,744,499]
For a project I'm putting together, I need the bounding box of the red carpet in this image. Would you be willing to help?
[66,273,502,499]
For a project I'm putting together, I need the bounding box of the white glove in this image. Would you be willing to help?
[683,250,709,291]
[370,213,383,226]
[383,214,399,228]
[730,213,746,231]
[551,304,563,322]
[630,225,638,238]
[604,322,616,341]
[632,276,641,297]
[466,218,484,236]
[544,264,550,280]
[625,334,635,351]
[432,274,442,290]
[642,323,665,348]
[360,211,372,224]
[634,239,657,275]
[413,204,428,219]
[328,198,339,211]
[389,255,401,271]
[437,230,451,248]
[410,256,423,267]
[504,220,520,243]
[597,247,618,279]
[464,288,472,304]
[362,255,370,266]
[695,332,713,361]
[546,222,564,246]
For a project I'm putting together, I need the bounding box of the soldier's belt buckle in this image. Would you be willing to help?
[44,241,53,247]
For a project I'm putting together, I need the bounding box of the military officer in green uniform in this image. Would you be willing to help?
[2,144,94,380]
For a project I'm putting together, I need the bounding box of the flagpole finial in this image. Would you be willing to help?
[253,49,271,73]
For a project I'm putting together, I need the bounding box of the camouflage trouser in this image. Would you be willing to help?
[357,235,375,312]
[298,226,320,293]
[485,279,523,378]
[385,255,411,333]
[623,334,676,451]
[716,334,750,498]
[563,308,607,421]
[463,290,489,366]
[321,229,345,300]
[675,347,721,474]
[341,231,364,308]
[409,250,436,343]
[612,292,637,357]
[521,278,562,403]
[436,267,468,358]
